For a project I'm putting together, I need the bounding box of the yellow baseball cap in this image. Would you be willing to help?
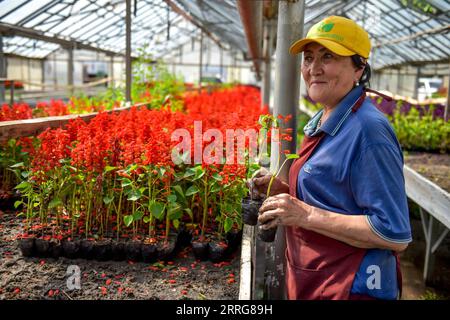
[290,16,371,59]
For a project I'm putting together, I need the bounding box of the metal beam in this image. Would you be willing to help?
[0,22,122,57]
[125,0,132,103]
[236,0,263,80]
[267,0,305,300]
[163,0,225,50]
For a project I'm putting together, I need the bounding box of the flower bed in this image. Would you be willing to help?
[9,86,267,264]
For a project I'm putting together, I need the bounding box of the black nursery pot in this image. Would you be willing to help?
[226,229,243,253]
[257,225,277,243]
[208,240,229,263]
[62,239,80,259]
[141,242,157,263]
[79,239,95,259]
[34,238,50,257]
[241,198,263,226]
[93,239,112,261]
[157,238,177,261]
[111,240,126,261]
[49,238,62,259]
[125,240,142,262]
[19,238,35,257]
[191,239,209,261]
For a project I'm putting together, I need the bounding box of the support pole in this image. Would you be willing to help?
[445,62,449,122]
[414,66,421,100]
[0,35,5,103]
[267,0,304,300]
[68,45,74,96]
[109,55,114,88]
[261,20,274,111]
[199,31,203,89]
[125,0,132,103]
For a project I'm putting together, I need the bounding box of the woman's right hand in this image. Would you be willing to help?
[249,167,289,199]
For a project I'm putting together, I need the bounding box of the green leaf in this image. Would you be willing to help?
[127,189,142,201]
[10,162,24,168]
[103,195,114,205]
[15,181,31,190]
[184,208,193,220]
[150,202,165,220]
[143,216,151,224]
[133,210,144,221]
[224,217,233,233]
[123,215,134,227]
[14,200,24,209]
[210,183,222,193]
[21,171,29,179]
[167,194,177,203]
[172,185,185,199]
[104,165,117,173]
[172,219,180,230]
[121,178,132,187]
[212,173,223,181]
[185,185,199,196]
[286,154,300,159]
[48,198,63,209]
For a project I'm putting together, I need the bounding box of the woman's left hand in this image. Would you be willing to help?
[258,193,312,229]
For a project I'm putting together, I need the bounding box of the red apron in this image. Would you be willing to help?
[286,90,402,300]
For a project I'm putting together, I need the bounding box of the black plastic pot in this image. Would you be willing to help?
[79,239,95,259]
[125,240,142,261]
[34,238,50,257]
[111,240,126,261]
[226,229,243,253]
[191,238,209,261]
[257,224,277,242]
[93,239,112,261]
[19,238,35,257]
[62,239,80,259]
[176,227,193,249]
[49,238,62,259]
[208,240,229,263]
[141,242,157,263]
[241,198,263,226]
[157,238,176,261]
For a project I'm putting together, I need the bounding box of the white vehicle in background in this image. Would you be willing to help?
[418,77,442,101]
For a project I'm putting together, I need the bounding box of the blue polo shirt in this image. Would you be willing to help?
[298,85,412,300]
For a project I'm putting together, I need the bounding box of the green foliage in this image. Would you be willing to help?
[390,106,450,153]
[131,45,185,111]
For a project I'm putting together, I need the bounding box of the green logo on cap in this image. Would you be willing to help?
[318,22,334,32]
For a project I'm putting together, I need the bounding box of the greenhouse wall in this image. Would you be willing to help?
[6,56,43,90]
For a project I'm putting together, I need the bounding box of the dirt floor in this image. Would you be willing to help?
[0,209,240,300]
[400,216,450,300]
[404,152,450,193]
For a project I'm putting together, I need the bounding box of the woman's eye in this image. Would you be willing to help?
[323,53,333,60]
[304,56,313,63]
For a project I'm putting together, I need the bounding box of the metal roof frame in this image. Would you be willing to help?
[0,0,448,70]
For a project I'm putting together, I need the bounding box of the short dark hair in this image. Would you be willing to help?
[351,55,371,87]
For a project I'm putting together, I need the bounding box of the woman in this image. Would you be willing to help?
[252,16,412,300]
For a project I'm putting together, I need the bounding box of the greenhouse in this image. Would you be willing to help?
[0,0,449,302]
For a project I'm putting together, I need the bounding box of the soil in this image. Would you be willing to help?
[400,215,450,300]
[0,210,240,300]
[404,152,450,193]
